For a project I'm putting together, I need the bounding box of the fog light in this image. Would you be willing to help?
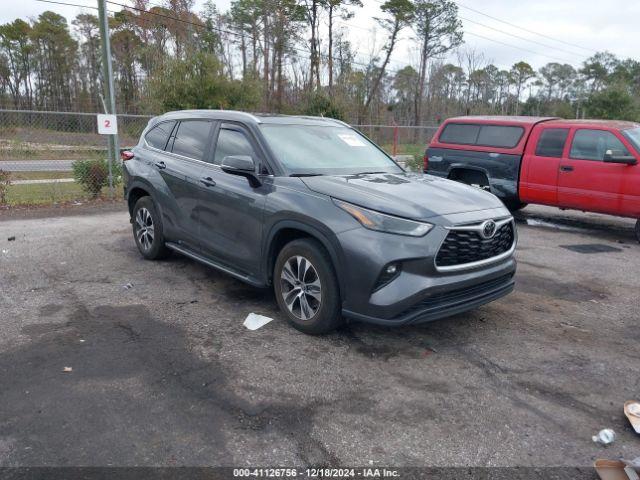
[373,263,402,291]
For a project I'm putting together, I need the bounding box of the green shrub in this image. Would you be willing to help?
[0,169,10,204]
[72,158,122,198]
[300,92,346,121]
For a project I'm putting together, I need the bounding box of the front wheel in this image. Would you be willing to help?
[635,219,640,243]
[273,239,342,335]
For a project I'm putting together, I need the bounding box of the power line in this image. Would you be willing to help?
[459,15,587,60]
[34,0,98,9]
[454,1,598,55]
[464,31,577,65]
[364,0,588,65]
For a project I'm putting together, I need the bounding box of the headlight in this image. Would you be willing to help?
[333,199,433,237]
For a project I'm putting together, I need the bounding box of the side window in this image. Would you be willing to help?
[213,128,256,165]
[535,128,569,158]
[569,129,630,161]
[170,120,212,161]
[144,121,176,150]
[476,125,524,148]
[439,123,480,145]
[438,123,524,148]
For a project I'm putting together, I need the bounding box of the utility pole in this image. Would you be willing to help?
[98,0,119,198]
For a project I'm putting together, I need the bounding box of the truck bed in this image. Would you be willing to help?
[426,146,522,208]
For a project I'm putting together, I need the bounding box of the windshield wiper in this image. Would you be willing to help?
[357,171,387,175]
[289,173,324,177]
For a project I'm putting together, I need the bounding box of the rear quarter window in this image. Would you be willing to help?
[438,123,524,149]
[144,121,176,150]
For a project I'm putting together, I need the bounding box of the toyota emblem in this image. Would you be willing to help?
[481,220,497,239]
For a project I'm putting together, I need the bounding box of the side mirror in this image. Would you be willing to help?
[220,155,262,187]
[604,149,637,165]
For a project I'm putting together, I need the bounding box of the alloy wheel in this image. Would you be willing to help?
[280,255,322,320]
[135,207,155,251]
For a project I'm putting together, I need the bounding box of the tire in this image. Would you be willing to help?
[636,219,640,243]
[273,239,342,335]
[507,201,528,212]
[132,196,170,260]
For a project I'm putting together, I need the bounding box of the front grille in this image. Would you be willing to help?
[436,221,514,268]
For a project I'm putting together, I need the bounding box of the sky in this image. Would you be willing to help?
[5,0,640,73]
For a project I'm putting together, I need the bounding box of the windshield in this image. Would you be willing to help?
[622,127,640,152]
[259,124,403,176]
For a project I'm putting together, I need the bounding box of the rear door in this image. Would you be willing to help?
[143,119,209,250]
[197,122,271,274]
[519,127,569,205]
[558,128,633,215]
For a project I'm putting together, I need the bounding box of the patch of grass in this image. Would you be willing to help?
[6,182,117,206]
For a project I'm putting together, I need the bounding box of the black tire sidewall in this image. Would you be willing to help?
[132,196,168,260]
[636,219,640,243]
[274,239,342,335]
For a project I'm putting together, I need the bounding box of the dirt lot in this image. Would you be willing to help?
[0,205,638,473]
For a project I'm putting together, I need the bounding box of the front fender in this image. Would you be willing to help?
[262,218,347,300]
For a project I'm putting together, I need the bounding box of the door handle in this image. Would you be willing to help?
[155,161,166,170]
[559,165,574,172]
[200,176,216,187]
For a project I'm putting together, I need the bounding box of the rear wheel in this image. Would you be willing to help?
[636,219,640,243]
[132,196,170,260]
[274,239,342,335]
[507,201,528,212]
[448,169,491,192]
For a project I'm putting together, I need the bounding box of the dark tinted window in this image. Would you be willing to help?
[569,129,630,161]
[535,128,569,157]
[622,127,640,152]
[213,128,255,165]
[439,123,480,144]
[476,125,524,148]
[439,123,524,148]
[171,120,212,160]
[144,121,176,150]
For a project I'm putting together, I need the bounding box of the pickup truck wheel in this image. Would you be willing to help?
[507,202,528,212]
[635,219,640,243]
[274,239,343,335]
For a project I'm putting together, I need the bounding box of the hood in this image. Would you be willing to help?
[301,173,503,220]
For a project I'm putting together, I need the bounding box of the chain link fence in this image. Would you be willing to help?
[0,109,151,207]
[0,110,438,208]
[353,124,438,170]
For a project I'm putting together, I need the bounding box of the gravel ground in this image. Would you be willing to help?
[0,205,638,472]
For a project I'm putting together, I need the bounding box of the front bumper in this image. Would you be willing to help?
[342,270,515,326]
[336,207,517,326]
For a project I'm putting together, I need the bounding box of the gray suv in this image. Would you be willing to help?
[123,110,516,334]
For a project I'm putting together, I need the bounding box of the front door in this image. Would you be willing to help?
[197,123,271,275]
[558,128,633,215]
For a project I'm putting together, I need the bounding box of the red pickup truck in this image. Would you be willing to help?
[425,116,640,242]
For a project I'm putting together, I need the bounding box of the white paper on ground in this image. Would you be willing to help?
[243,313,274,331]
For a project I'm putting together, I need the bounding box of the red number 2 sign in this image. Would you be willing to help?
[97,114,117,135]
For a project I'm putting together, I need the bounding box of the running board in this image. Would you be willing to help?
[165,242,264,287]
